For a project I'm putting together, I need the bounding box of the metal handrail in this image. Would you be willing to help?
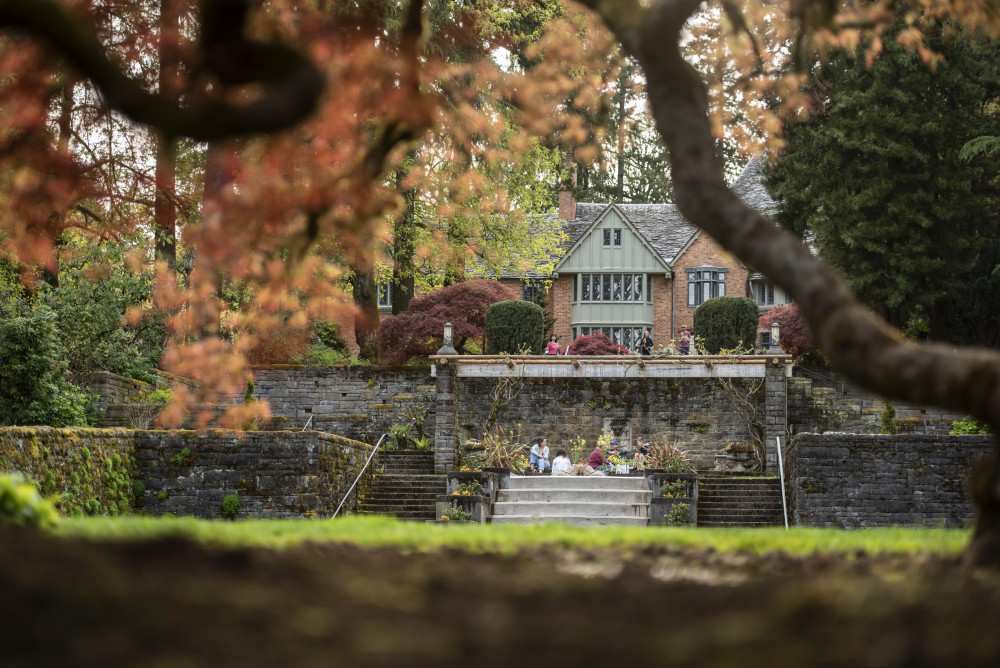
[331,433,387,519]
[776,436,789,531]
[301,414,314,431]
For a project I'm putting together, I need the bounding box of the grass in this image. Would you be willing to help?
[52,515,971,557]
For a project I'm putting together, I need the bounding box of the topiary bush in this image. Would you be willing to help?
[693,296,759,354]
[485,300,546,354]
[566,332,628,355]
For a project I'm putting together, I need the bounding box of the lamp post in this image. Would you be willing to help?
[769,321,782,354]
[436,321,457,356]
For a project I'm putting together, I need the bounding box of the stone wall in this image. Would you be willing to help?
[451,369,770,470]
[84,371,152,412]
[251,365,435,427]
[786,433,993,528]
[135,430,374,519]
[0,427,137,515]
[1,427,375,519]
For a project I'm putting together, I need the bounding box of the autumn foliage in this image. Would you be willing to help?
[376,279,516,365]
[758,304,816,359]
[566,332,628,356]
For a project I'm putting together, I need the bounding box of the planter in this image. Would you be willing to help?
[649,496,696,526]
[435,494,489,523]
[644,471,699,498]
[481,467,511,489]
[446,471,499,503]
[714,453,753,473]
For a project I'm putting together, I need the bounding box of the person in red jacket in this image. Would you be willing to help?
[588,446,605,469]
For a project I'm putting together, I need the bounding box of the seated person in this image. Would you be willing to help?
[551,449,572,474]
[587,446,605,469]
[529,437,550,472]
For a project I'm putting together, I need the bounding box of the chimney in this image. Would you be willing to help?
[558,152,577,221]
[558,186,577,221]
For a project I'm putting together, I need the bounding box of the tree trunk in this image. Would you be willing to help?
[351,269,379,361]
[392,154,417,314]
[43,81,76,288]
[616,71,626,201]
[154,0,178,267]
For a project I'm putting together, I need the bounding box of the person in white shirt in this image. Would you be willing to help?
[529,437,550,473]
[550,449,572,474]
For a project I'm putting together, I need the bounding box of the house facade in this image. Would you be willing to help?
[521,156,793,352]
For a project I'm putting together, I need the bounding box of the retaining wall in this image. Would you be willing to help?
[787,433,994,528]
[1,427,374,519]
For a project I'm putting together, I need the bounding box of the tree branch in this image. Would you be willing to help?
[576,0,1000,563]
[0,0,324,141]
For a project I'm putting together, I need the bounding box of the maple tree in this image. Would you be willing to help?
[375,279,515,365]
[4,0,1000,564]
[758,304,816,360]
[566,332,627,355]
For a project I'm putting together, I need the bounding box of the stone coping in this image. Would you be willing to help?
[431,354,793,379]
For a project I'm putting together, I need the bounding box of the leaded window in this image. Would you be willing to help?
[687,267,727,307]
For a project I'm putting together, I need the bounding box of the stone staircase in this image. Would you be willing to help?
[357,449,445,521]
[696,475,785,527]
[490,475,651,526]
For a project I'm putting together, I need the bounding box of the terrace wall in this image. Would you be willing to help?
[786,433,993,528]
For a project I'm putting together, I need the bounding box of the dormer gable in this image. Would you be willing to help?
[553,204,671,275]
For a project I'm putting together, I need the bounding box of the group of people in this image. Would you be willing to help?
[527,436,637,476]
[541,327,693,356]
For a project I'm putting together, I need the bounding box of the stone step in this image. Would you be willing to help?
[698,495,783,504]
[492,501,649,518]
[496,489,652,504]
[490,515,650,526]
[698,519,783,527]
[505,475,649,491]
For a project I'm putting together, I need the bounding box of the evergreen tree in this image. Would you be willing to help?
[764,19,1000,334]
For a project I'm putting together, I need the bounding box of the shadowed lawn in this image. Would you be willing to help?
[3,517,998,667]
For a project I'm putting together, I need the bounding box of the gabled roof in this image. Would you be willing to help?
[560,156,775,267]
[503,156,775,278]
[553,203,672,275]
[564,203,697,266]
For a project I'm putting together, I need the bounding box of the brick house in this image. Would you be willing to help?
[506,156,792,351]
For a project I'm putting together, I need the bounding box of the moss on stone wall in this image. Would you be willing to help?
[0,427,137,516]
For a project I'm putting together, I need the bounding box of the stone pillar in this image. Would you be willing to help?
[434,360,458,474]
[764,356,789,471]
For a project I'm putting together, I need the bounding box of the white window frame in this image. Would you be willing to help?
[377,283,392,309]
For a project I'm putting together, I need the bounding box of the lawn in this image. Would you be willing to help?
[53,514,972,557]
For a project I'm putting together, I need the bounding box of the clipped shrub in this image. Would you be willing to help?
[0,473,59,528]
[567,332,628,355]
[376,279,516,365]
[485,300,546,354]
[758,303,816,358]
[693,296,758,354]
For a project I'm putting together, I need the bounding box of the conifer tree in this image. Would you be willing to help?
[764,19,1000,333]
